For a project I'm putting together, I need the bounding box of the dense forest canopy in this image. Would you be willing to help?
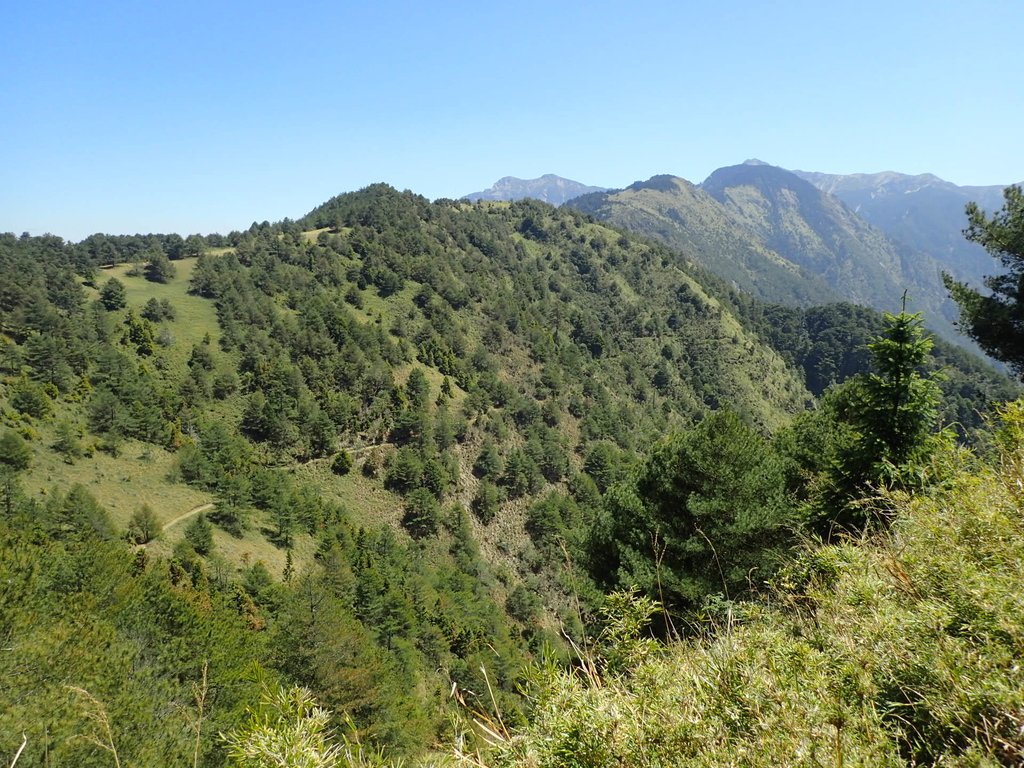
[0,185,1020,766]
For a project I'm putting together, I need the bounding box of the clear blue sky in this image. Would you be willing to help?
[4,0,1023,241]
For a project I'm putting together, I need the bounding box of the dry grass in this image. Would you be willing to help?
[21,432,210,529]
[294,455,406,530]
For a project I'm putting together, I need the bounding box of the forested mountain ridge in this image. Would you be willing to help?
[0,191,813,765]
[0,184,1018,765]
[569,162,972,348]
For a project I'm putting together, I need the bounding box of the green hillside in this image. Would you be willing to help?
[570,174,840,307]
[0,186,1019,766]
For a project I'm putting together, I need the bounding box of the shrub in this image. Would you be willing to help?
[331,449,353,475]
[126,504,160,544]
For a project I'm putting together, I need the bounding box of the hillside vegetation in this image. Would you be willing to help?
[457,402,1024,767]
[0,185,1019,766]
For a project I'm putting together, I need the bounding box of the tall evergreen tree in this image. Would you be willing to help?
[855,306,942,467]
[597,411,798,613]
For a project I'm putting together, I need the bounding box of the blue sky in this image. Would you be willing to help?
[3,0,1023,240]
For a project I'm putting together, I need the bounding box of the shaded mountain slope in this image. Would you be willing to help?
[701,163,947,316]
[570,162,966,346]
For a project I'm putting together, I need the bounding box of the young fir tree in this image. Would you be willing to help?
[99,277,127,310]
[184,512,214,555]
[824,300,942,528]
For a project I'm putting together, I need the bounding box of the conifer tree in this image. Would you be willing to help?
[855,305,941,467]
[145,248,176,283]
[944,185,1024,375]
[99,277,127,310]
[0,429,31,471]
[823,300,942,527]
[184,512,213,555]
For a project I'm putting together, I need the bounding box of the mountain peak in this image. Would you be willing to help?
[463,175,607,205]
[626,174,692,193]
[701,162,816,201]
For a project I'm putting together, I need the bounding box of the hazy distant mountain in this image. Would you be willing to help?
[464,174,607,205]
[569,161,965,345]
[700,162,939,310]
[792,169,1017,286]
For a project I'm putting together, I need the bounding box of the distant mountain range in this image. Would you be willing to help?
[463,163,1020,351]
[565,160,1016,351]
[463,174,607,205]
[569,173,841,307]
[568,162,931,309]
[700,161,939,312]
[791,169,1016,287]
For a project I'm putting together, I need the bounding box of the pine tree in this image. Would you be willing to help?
[855,305,941,467]
[99,277,127,310]
[0,429,31,471]
[184,513,213,555]
[944,185,1024,376]
[401,487,441,538]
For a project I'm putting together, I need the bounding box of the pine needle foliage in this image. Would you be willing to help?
[945,185,1024,376]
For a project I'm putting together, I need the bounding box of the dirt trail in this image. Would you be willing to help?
[158,443,391,533]
[347,442,393,456]
[161,502,214,532]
